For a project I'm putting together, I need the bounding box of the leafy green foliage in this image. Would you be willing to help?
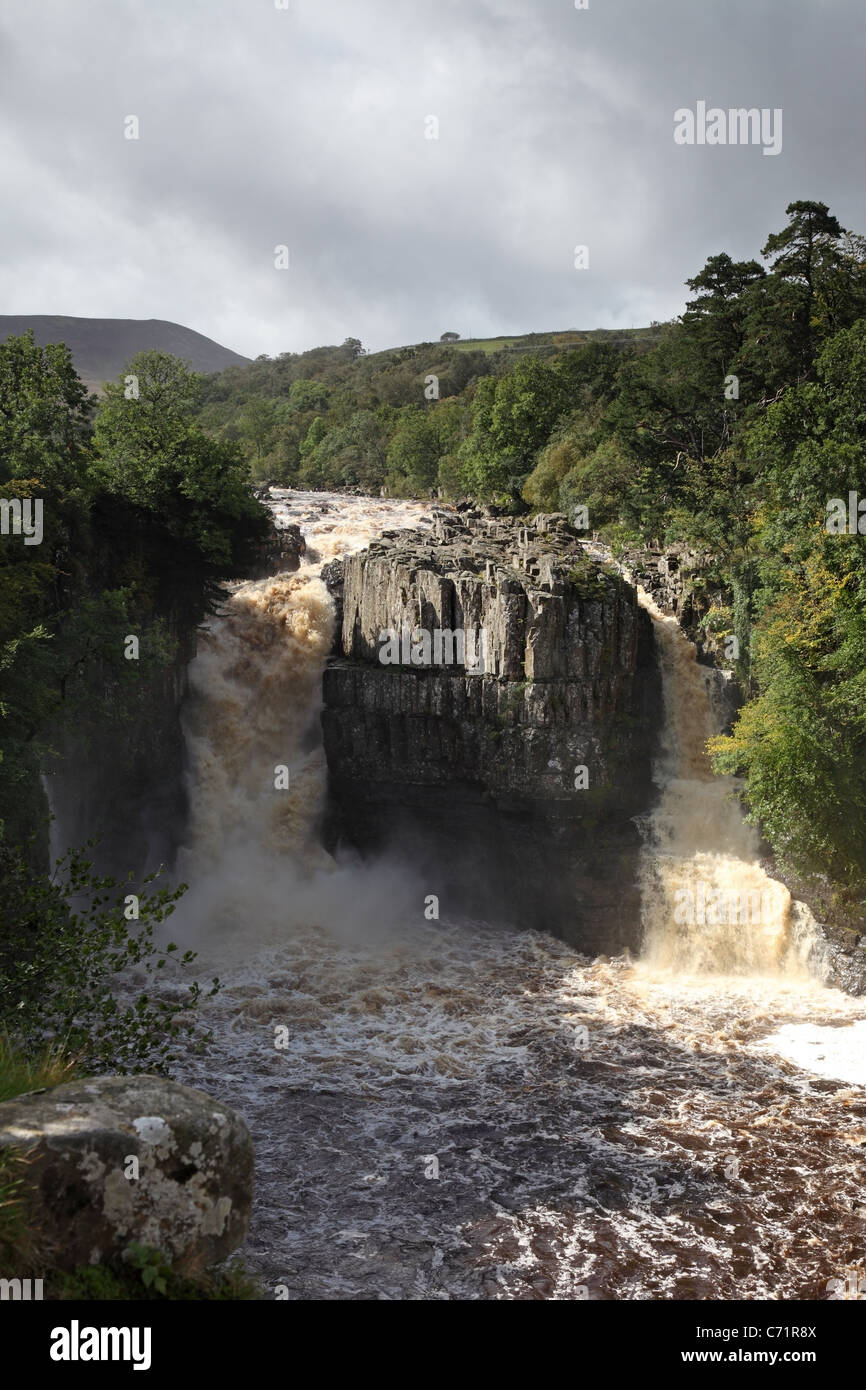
[54,1246,262,1300]
[92,351,269,568]
[0,331,93,494]
[385,408,440,495]
[710,539,866,894]
[297,406,394,490]
[0,841,215,1073]
[0,334,271,851]
[184,201,866,906]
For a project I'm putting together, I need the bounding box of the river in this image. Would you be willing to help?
[168,491,866,1300]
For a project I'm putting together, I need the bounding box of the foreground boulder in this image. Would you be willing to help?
[0,1075,254,1274]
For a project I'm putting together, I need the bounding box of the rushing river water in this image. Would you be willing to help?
[169,492,866,1300]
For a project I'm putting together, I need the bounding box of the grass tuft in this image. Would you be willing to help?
[0,1033,80,1272]
[0,1033,79,1105]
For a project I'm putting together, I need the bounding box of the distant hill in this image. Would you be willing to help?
[0,316,250,392]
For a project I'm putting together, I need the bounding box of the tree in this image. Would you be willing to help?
[522,436,580,512]
[0,333,96,848]
[92,352,269,569]
[288,378,331,413]
[385,410,438,495]
[430,396,468,459]
[457,359,572,501]
[440,332,461,342]
[489,358,571,467]
[757,200,845,379]
[683,252,766,391]
[609,323,723,482]
[0,331,93,494]
[762,200,843,297]
[554,340,628,410]
[0,841,214,1073]
[298,409,391,490]
[747,318,866,548]
[710,319,866,896]
[457,377,507,500]
[710,539,866,895]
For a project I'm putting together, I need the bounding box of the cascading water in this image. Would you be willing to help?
[180,570,334,867]
[183,492,432,861]
[168,494,866,1301]
[636,587,827,979]
[173,491,432,942]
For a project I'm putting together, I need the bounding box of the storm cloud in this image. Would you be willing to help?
[0,0,861,357]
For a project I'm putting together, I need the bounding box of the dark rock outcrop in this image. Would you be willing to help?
[619,544,735,659]
[252,520,306,577]
[603,542,742,732]
[321,509,661,951]
[320,558,345,654]
[0,1076,254,1274]
[44,613,196,880]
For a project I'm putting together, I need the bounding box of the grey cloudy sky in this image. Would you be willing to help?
[0,0,862,358]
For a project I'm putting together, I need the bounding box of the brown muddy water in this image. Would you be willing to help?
[166,493,866,1300]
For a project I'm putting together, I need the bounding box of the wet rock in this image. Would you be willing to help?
[320,558,344,600]
[252,521,306,577]
[321,509,662,951]
[763,859,866,995]
[0,1075,254,1274]
[320,559,345,655]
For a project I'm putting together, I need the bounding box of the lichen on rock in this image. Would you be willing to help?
[0,1074,254,1274]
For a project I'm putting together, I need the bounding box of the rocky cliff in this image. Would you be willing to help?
[45,610,196,879]
[321,508,661,951]
[45,504,303,880]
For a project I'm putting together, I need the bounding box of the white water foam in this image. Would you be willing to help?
[164,494,866,1300]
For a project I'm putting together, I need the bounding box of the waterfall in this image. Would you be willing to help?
[180,568,335,868]
[166,496,865,1300]
[171,490,432,948]
[636,587,827,979]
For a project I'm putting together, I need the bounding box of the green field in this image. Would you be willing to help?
[449,336,522,353]
[434,326,664,355]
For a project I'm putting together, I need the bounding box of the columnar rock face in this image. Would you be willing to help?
[321,509,661,952]
[252,520,306,577]
[0,1076,254,1274]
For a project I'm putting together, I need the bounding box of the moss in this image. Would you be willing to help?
[496,680,529,725]
[565,559,608,600]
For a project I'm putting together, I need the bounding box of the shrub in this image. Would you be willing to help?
[0,841,216,1075]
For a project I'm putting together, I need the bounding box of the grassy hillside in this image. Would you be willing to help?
[0,316,249,392]
[445,326,663,354]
